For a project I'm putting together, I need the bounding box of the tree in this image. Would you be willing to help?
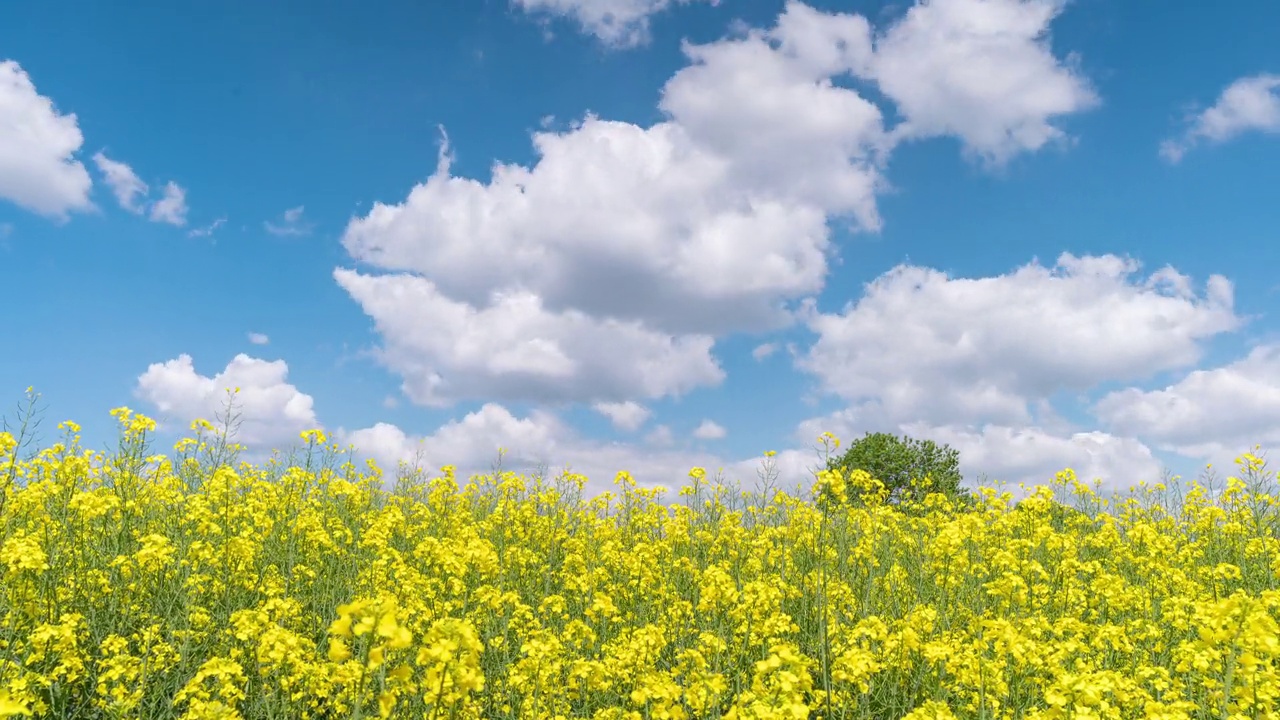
[824,431,972,507]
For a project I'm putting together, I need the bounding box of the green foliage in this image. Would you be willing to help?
[825,431,973,507]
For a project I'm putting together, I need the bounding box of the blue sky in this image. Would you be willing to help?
[2,0,1279,494]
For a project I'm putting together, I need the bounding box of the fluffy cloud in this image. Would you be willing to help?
[799,254,1239,429]
[338,403,810,496]
[512,0,719,47]
[340,1,1095,410]
[134,353,319,450]
[865,0,1098,164]
[342,120,847,339]
[914,423,1163,491]
[593,401,652,431]
[340,404,566,475]
[658,12,886,234]
[0,60,93,218]
[334,269,723,406]
[149,181,188,226]
[265,205,312,236]
[339,405,685,489]
[91,152,195,227]
[92,152,148,213]
[1093,344,1280,463]
[693,419,727,440]
[1161,73,1280,162]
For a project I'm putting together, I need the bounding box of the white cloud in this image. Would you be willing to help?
[265,205,312,236]
[1161,73,1280,162]
[340,404,566,478]
[914,423,1163,492]
[659,16,887,236]
[342,118,855,340]
[646,424,675,447]
[0,60,93,218]
[1093,344,1280,463]
[339,2,1095,410]
[752,342,778,360]
[693,419,727,440]
[865,0,1098,165]
[148,181,188,226]
[512,0,720,48]
[90,150,195,228]
[247,332,270,345]
[92,152,147,213]
[338,404,799,496]
[593,400,652,431]
[334,268,723,406]
[798,254,1239,429]
[189,216,226,238]
[135,353,319,450]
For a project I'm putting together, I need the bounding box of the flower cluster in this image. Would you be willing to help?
[1,410,1280,719]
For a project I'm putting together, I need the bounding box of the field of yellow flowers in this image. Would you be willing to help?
[3,405,1280,720]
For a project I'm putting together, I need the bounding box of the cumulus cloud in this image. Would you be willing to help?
[693,419,727,440]
[134,353,319,450]
[148,181,188,226]
[340,404,566,477]
[92,152,147,213]
[338,403,810,496]
[865,0,1098,165]
[0,60,93,218]
[1093,344,1280,463]
[593,401,652,431]
[342,119,853,340]
[1161,73,1280,162]
[334,269,723,406]
[338,405,671,489]
[798,254,1240,429]
[247,332,270,345]
[339,1,1095,410]
[914,423,1163,491]
[265,205,312,236]
[512,0,720,48]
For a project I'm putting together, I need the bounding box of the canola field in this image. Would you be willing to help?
[2,408,1280,720]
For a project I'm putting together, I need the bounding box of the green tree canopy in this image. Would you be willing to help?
[825,431,972,507]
